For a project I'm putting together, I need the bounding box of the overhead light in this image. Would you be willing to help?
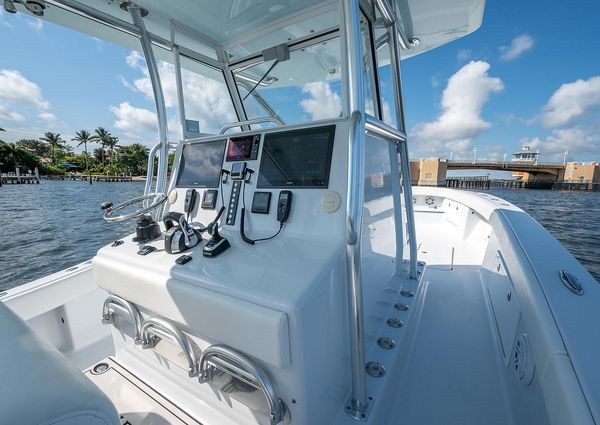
[3,0,17,13]
[24,0,46,17]
[3,0,46,16]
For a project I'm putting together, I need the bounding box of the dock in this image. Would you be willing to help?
[41,174,133,182]
[1,167,40,186]
[446,176,490,190]
[1,175,41,185]
[1,166,136,187]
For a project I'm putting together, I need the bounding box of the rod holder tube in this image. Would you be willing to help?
[127,3,169,196]
[341,0,369,415]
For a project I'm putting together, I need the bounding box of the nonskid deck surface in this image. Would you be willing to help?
[391,266,513,425]
[85,358,201,425]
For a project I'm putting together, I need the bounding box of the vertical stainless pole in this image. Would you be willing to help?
[127,4,169,195]
[173,45,187,140]
[389,140,404,275]
[341,0,369,417]
[217,48,249,129]
[388,24,418,279]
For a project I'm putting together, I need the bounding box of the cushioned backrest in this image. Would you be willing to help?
[0,302,120,425]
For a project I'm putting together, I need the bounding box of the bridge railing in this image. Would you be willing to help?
[446,159,565,167]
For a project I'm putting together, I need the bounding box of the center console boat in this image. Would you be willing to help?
[2,1,599,425]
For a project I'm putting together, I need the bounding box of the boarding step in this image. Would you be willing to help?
[85,357,201,425]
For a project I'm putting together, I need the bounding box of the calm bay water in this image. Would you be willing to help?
[0,181,599,290]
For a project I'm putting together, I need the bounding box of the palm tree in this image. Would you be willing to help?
[40,132,66,164]
[90,127,112,165]
[105,136,119,163]
[0,141,41,173]
[72,130,92,181]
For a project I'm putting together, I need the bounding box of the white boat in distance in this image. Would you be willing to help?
[1,1,599,425]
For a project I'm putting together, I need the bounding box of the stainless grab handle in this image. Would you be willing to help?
[219,117,283,134]
[101,295,144,344]
[199,344,286,425]
[141,317,200,377]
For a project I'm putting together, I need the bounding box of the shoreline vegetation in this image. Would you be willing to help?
[0,127,170,178]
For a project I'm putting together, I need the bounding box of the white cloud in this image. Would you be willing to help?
[411,61,503,157]
[0,69,50,110]
[109,102,157,136]
[520,126,600,161]
[38,111,60,127]
[300,81,342,120]
[25,17,43,31]
[0,69,61,134]
[457,49,471,61]
[0,8,13,28]
[92,37,103,51]
[539,76,600,128]
[499,34,534,61]
[121,51,236,134]
[0,104,25,122]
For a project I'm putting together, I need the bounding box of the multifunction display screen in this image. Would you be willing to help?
[176,140,226,188]
[226,134,260,161]
[257,126,335,188]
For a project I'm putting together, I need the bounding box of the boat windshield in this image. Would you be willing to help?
[233,37,343,126]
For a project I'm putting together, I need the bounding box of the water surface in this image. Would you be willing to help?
[0,182,598,290]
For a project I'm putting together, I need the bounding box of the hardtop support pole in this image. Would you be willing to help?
[341,0,369,418]
[126,2,169,196]
[387,10,418,279]
[172,45,187,141]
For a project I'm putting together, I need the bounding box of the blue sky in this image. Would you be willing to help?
[1,0,599,163]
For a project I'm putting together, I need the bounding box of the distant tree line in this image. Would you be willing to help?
[0,127,151,176]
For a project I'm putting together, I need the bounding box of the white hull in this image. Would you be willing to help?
[3,187,597,425]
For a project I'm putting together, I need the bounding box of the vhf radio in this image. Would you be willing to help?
[240,190,292,245]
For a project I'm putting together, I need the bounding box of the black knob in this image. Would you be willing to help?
[101,202,113,210]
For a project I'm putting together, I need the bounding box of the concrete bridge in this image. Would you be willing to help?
[447,160,563,172]
[410,158,599,187]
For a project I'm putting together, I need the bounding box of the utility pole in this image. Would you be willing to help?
[472,147,477,164]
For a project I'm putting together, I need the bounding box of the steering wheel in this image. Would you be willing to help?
[101,192,167,222]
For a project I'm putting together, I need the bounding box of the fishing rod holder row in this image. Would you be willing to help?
[101,295,287,425]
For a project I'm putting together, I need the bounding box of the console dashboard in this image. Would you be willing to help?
[168,123,344,255]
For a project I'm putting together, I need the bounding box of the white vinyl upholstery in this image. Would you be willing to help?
[0,301,120,425]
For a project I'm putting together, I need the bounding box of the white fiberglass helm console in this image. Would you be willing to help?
[2,1,600,425]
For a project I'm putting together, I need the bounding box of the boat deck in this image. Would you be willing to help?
[85,358,201,425]
[389,265,514,425]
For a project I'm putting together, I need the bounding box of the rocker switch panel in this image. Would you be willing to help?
[226,181,242,225]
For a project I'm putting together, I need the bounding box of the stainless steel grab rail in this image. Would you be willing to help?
[143,142,161,196]
[219,117,283,134]
[126,3,170,196]
[101,295,144,344]
[141,317,200,377]
[199,345,286,425]
[365,116,407,142]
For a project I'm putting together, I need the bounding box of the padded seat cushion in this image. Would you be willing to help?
[0,301,120,425]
